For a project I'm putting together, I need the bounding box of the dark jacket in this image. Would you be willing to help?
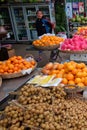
[36,17,52,36]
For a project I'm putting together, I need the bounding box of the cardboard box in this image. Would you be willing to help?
[8,49,16,58]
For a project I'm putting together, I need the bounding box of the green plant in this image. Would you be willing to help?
[54,1,67,33]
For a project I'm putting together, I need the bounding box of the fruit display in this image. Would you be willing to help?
[41,61,87,88]
[32,35,64,47]
[71,15,87,24]
[76,26,87,38]
[17,84,66,105]
[1,84,87,130]
[0,56,36,78]
[60,35,87,51]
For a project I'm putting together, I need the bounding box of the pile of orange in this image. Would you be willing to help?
[42,61,87,87]
[0,56,36,74]
[33,35,64,47]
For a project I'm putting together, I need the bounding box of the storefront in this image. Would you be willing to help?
[0,0,55,43]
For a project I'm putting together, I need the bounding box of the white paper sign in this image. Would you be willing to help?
[66,2,73,18]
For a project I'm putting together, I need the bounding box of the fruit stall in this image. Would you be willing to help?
[65,0,87,37]
[1,1,87,129]
[1,33,87,129]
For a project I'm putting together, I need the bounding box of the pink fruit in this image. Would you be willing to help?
[60,35,87,51]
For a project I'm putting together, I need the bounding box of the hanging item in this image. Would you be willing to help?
[66,2,72,18]
[79,2,84,14]
[72,2,79,17]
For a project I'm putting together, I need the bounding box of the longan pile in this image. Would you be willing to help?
[1,85,87,129]
[24,98,87,130]
[0,104,24,130]
[18,84,66,105]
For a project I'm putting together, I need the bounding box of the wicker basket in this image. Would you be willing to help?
[63,84,86,93]
[59,49,87,54]
[0,77,2,87]
[1,66,37,79]
[0,54,37,79]
[33,44,60,50]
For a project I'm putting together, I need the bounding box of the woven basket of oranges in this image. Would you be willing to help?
[0,55,37,79]
[41,61,87,89]
[33,35,64,50]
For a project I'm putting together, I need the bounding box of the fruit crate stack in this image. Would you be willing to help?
[69,15,87,37]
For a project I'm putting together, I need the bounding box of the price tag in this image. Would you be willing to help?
[70,54,87,62]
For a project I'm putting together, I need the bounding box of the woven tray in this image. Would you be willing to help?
[33,44,60,50]
[0,54,37,79]
[59,49,87,54]
[63,84,86,93]
[0,77,2,87]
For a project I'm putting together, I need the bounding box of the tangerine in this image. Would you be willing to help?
[75,78,81,84]
[66,73,74,80]
[68,80,75,85]
[77,83,85,87]
[62,78,68,84]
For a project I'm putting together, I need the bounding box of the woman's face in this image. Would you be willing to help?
[37,11,43,19]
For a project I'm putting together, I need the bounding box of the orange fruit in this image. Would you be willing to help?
[58,64,64,70]
[13,67,19,72]
[3,72,8,74]
[0,69,4,73]
[82,72,87,77]
[8,64,14,69]
[84,77,87,86]
[7,69,13,73]
[31,60,36,65]
[67,65,74,71]
[3,66,9,72]
[82,67,87,72]
[51,70,58,75]
[5,60,11,65]
[81,77,85,83]
[62,78,68,84]
[16,56,22,60]
[71,69,78,75]
[76,72,82,78]
[0,61,3,65]
[66,73,74,80]
[56,73,62,78]
[68,80,75,85]
[80,63,86,68]
[75,78,81,84]
[76,64,83,69]
[77,83,85,87]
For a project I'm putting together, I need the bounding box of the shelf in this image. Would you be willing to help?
[27,14,36,16]
[29,28,36,30]
[16,21,25,23]
[17,28,26,30]
[0,17,10,19]
[44,14,49,16]
[15,15,23,17]
[3,24,11,26]
[70,22,87,25]
[28,21,35,23]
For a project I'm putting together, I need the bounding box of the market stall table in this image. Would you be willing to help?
[0,69,38,110]
[26,45,61,62]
